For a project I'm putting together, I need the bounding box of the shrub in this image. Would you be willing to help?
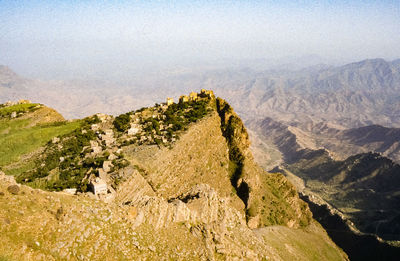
[113,113,132,132]
[247,202,258,217]
[83,115,100,126]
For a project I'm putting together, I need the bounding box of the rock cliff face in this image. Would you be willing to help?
[216,98,312,228]
[0,95,348,260]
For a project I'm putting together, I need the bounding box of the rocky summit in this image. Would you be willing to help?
[0,91,347,260]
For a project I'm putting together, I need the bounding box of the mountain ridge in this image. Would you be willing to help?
[0,93,347,260]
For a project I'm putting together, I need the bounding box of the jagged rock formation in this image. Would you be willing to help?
[115,98,312,229]
[216,98,311,228]
[120,111,244,210]
[0,94,347,260]
[130,184,244,229]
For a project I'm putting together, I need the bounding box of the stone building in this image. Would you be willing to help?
[189,92,198,101]
[179,95,189,103]
[4,101,16,106]
[102,161,113,173]
[98,169,107,180]
[90,177,108,195]
[90,140,102,154]
[128,123,141,135]
[102,129,115,147]
[18,99,31,104]
[200,89,214,98]
[95,113,109,123]
[91,124,99,131]
[166,97,174,106]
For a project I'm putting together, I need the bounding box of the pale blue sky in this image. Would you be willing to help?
[1,1,399,80]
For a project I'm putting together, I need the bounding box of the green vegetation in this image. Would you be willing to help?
[5,94,213,192]
[256,173,311,227]
[17,115,128,191]
[0,103,40,118]
[10,95,210,192]
[165,99,210,127]
[113,112,132,132]
[0,117,81,169]
[115,95,213,147]
[16,117,96,190]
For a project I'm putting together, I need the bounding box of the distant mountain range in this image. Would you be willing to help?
[0,65,26,89]
[2,58,400,127]
[214,58,400,129]
[0,66,159,119]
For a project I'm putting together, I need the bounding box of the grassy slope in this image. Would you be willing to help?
[0,103,39,118]
[258,222,347,261]
[0,106,81,174]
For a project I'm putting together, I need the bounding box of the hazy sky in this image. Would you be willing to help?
[1,0,399,81]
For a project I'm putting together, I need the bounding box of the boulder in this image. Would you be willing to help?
[103,161,113,173]
[7,185,20,195]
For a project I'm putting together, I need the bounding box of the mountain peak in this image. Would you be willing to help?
[342,58,390,71]
[0,65,24,88]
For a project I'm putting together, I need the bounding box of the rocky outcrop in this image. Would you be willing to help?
[0,171,348,260]
[120,98,312,229]
[0,170,16,185]
[216,98,312,228]
[114,165,156,205]
[122,111,245,212]
[130,184,245,230]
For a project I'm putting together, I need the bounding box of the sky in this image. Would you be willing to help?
[0,0,399,81]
